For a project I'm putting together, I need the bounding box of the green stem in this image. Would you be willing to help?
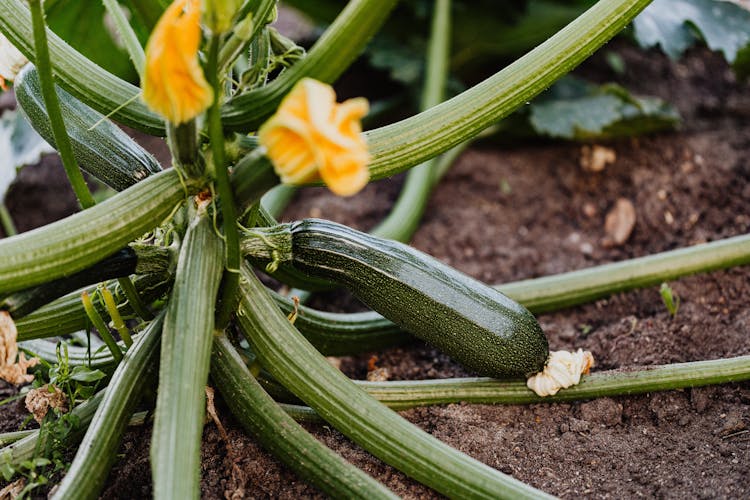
[261,185,297,219]
[0,0,163,135]
[28,0,95,209]
[81,290,123,363]
[207,36,242,330]
[151,209,224,499]
[265,355,750,410]
[363,0,652,179]
[102,0,146,79]
[100,287,133,348]
[22,338,120,369]
[498,232,750,313]
[116,276,154,321]
[236,266,551,499]
[15,273,171,341]
[53,314,163,500]
[359,355,750,408]
[0,203,17,236]
[221,0,399,131]
[211,333,397,499]
[371,0,451,242]
[1,244,170,319]
[167,121,203,179]
[218,0,276,72]
[0,430,35,447]
[0,169,190,294]
[271,291,405,356]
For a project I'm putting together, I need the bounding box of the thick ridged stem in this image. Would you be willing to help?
[151,209,224,499]
[260,355,750,411]
[102,0,145,78]
[363,0,653,179]
[498,232,750,313]
[15,273,171,341]
[52,315,163,500]
[28,0,95,209]
[371,0,451,242]
[211,333,397,498]
[236,266,551,499]
[221,0,399,131]
[0,169,190,294]
[0,1,163,134]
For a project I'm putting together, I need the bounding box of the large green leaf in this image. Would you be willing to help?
[528,77,680,140]
[45,0,138,81]
[633,0,750,74]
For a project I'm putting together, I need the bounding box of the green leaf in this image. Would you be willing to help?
[0,110,54,202]
[528,77,680,140]
[0,462,15,481]
[70,365,107,383]
[633,0,750,64]
[44,0,137,81]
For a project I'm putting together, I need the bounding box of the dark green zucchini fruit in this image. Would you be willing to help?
[285,219,549,378]
[15,65,161,192]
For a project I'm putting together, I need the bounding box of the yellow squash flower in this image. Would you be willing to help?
[142,0,213,124]
[258,78,370,197]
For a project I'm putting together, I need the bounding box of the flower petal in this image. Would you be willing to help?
[142,0,213,124]
[258,78,370,196]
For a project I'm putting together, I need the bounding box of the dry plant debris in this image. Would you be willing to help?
[0,310,39,385]
[25,384,67,423]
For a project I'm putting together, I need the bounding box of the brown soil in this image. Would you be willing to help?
[1,41,749,499]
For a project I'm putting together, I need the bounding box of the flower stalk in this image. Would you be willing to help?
[207,34,242,329]
[28,0,95,209]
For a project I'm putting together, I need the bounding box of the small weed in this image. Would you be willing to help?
[578,324,593,336]
[499,179,512,195]
[660,282,680,318]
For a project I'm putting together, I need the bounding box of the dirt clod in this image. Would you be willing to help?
[602,198,636,248]
[580,145,616,172]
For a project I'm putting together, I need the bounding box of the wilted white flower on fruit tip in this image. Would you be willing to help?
[0,32,28,90]
[527,349,594,397]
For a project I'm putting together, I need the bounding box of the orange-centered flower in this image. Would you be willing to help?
[258,78,370,197]
[142,0,213,125]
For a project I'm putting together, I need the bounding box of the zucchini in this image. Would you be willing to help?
[242,219,549,378]
[15,65,162,191]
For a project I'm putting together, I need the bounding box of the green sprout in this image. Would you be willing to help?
[660,282,681,318]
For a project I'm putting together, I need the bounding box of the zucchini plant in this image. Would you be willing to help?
[0,0,749,498]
